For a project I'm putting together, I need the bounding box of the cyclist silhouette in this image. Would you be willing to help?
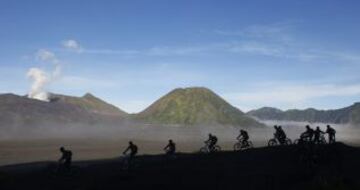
[164,139,176,156]
[274,125,287,144]
[123,141,138,160]
[314,126,325,144]
[237,129,249,144]
[58,147,72,171]
[301,125,314,142]
[326,125,336,144]
[205,133,218,152]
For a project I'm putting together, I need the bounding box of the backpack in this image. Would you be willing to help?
[332,128,336,134]
[132,145,138,153]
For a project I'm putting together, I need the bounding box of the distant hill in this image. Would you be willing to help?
[0,93,128,130]
[247,103,360,125]
[136,87,263,127]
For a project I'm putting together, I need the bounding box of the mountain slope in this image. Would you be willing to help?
[0,93,128,130]
[49,93,127,116]
[136,87,263,127]
[248,103,360,125]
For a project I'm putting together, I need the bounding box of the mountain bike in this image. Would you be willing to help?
[200,142,221,153]
[47,162,81,178]
[120,153,139,170]
[268,135,292,146]
[233,140,253,151]
[315,134,327,144]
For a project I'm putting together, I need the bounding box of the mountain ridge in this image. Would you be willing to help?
[247,103,360,124]
[0,93,128,130]
[49,92,127,116]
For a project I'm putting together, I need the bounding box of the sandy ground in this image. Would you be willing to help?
[1,143,359,190]
[0,138,256,166]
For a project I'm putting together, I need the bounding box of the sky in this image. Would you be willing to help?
[1,0,360,113]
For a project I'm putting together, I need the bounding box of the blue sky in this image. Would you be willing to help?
[1,0,360,113]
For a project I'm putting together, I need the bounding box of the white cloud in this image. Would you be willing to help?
[228,42,284,57]
[81,49,140,55]
[62,39,82,52]
[214,22,359,62]
[56,35,359,64]
[223,83,360,111]
[146,46,211,56]
[322,51,360,62]
[78,45,210,56]
[56,23,360,65]
[215,21,296,43]
[61,39,139,55]
[36,49,58,63]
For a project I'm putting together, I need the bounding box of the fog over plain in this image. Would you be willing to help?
[0,121,359,166]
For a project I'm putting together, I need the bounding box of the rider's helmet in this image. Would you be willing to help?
[274,125,278,129]
[316,126,320,130]
[129,141,133,145]
[208,133,212,137]
[306,125,310,130]
[327,125,330,128]
[169,139,173,143]
[60,147,65,152]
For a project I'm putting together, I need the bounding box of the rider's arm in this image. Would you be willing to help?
[164,144,169,150]
[123,147,130,155]
[58,154,65,163]
[236,134,241,140]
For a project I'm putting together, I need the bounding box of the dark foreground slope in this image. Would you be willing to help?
[0,143,359,190]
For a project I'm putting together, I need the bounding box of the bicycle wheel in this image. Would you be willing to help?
[200,147,208,153]
[247,141,254,148]
[320,136,327,144]
[213,145,221,152]
[268,139,277,147]
[285,138,292,145]
[233,143,242,151]
[294,139,300,145]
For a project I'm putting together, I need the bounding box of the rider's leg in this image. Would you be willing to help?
[244,137,249,146]
[64,159,71,171]
[209,143,215,152]
[278,137,284,144]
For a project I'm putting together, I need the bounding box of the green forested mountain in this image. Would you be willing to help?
[136,87,264,127]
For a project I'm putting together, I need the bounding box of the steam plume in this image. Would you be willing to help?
[27,49,62,101]
[27,68,50,101]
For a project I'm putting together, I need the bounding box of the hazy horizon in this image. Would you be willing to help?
[0,121,359,166]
